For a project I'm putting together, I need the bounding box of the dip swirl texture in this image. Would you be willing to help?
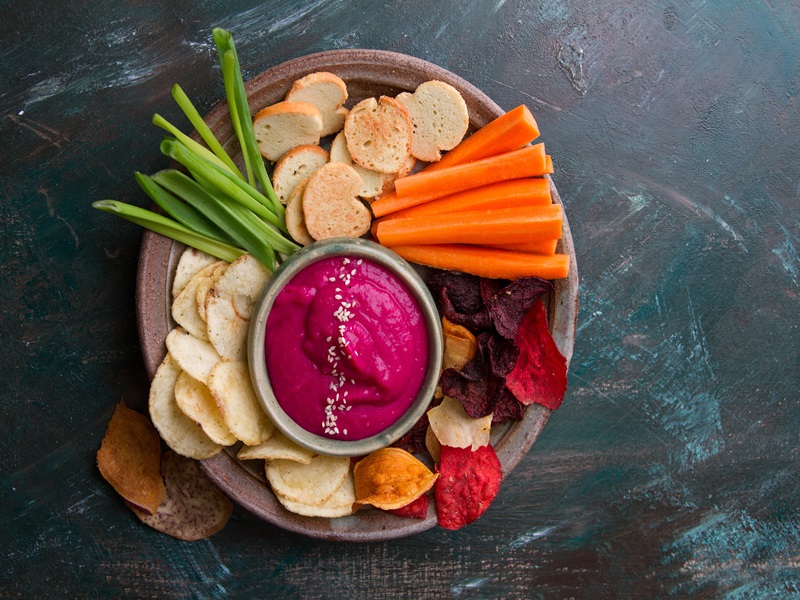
[264,256,428,440]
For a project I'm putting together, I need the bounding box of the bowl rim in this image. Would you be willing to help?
[136,48,579,541]
[247,237,444,457]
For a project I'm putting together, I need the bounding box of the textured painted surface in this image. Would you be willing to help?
[1,0,798,597]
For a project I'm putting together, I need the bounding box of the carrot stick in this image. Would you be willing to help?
[374,144,550,217]
[377,178,551,221]
[389,244,570,280]
[488,239,559,255]
[424,105,539,173]
[374,204,562,246]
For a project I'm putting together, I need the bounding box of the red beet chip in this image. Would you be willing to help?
[435,444,502,530]
[506,298,568,410]
[489,276,554,339]
[389,494,429,519]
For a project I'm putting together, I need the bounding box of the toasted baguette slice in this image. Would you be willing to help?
[396,80,469,162]
[253,101,323,162]
[344,96,413,174]
[284,177,315,246]
[330,132,394,200]
[303,163,371,240]
[272,145,329,204]
[285,72,349,137]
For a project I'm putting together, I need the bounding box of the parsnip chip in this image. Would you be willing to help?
[97,401,166,515]
[196,262,227,322]
[207,361,274,446]
[172,247,217,299]
[266,454,351,505]
[237,430,315,463]
[172,262,225,341]
[149,353,223,459]
[442,317,478,371]
[274,471,356,518]
[206,254,271,361]
[353,447,438,511]
[174,372,237,446]
[165,327,221,385]
[427,395,492,451]
[129,450,233,541]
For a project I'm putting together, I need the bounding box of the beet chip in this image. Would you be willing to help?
[428,271,492,331]
[389,494,429,519]
[435,444,502,530]
[489,277,554,339]
[506,299,568,410]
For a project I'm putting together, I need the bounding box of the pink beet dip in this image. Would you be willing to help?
[264,255,429,440]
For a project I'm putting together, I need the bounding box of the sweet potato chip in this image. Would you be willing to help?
[506,298,568,410]
[353,447,438,511]
[388,493,429,519]
[129,450,233,541]
[442,317,477,372]
[435,444,502,531]
[96,401,165,515]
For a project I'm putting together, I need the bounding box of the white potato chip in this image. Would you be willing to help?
[172,262,225,341]
[266,454,351,506]
[172,247,217,299]
[165,327,221,385]
[207,361,274,446]
[206,254,271,361]
[196,262,227,322]
[148,353,222,459]
[427,396,492,451]
[174,371,237,446]
[274,470,355,518]
[237,430,316,463]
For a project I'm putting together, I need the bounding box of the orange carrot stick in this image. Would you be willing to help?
[424,105,539,172]
[377,178,551,221]
[374,204,562,246]
[389,244,570,280]
[488,239,559,255]
[374,144,550,217]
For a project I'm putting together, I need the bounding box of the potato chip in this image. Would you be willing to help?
[149,353,223,459]
[237,430,315,463]
[96,401,165,515]
[206,254,271,361]
[425,425,441,464]
[442,317,477,371]
[195,262,227,322]
[266,454,351,505]
[165,327,221,385]
[274,470,355,518]
[353,447,438,511]
[172,247,217,299]
[174,371,237,446]
[435,444,502,530]
[207,361,274,446]
[129,450,233,541]
[172,262,225,341]
[427,395,492,451]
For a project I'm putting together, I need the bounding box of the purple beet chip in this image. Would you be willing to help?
[489,277,554,339]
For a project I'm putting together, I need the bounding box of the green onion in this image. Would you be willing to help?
[152,113,234,175]
[134,171,235,245]
[171,83,242,177]
[92,200,245,262]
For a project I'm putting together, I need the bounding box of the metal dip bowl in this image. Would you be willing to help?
[247,238,444,457]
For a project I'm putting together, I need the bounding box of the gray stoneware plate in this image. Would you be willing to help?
[136,49,579,541]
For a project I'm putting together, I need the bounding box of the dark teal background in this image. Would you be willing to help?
[1,0,798,597]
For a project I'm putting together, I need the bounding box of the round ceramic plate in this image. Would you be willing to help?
[136,49,578,541]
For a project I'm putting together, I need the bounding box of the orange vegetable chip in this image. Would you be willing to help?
[353,447,438,510]
[96,401,166,515]
[442,317,478,371]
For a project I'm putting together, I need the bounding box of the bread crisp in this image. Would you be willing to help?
[330,132,394,200]
[284,178,315,246]
[253,101,323,162]
[344,96,413,174]
[286,72,349,137]
[302,163,371,240]
[272,144,329,204]
[395,80,469,162]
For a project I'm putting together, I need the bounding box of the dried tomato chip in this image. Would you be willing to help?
[435,444,502,530]
[506,298,568,410]
[389,494,429,519]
